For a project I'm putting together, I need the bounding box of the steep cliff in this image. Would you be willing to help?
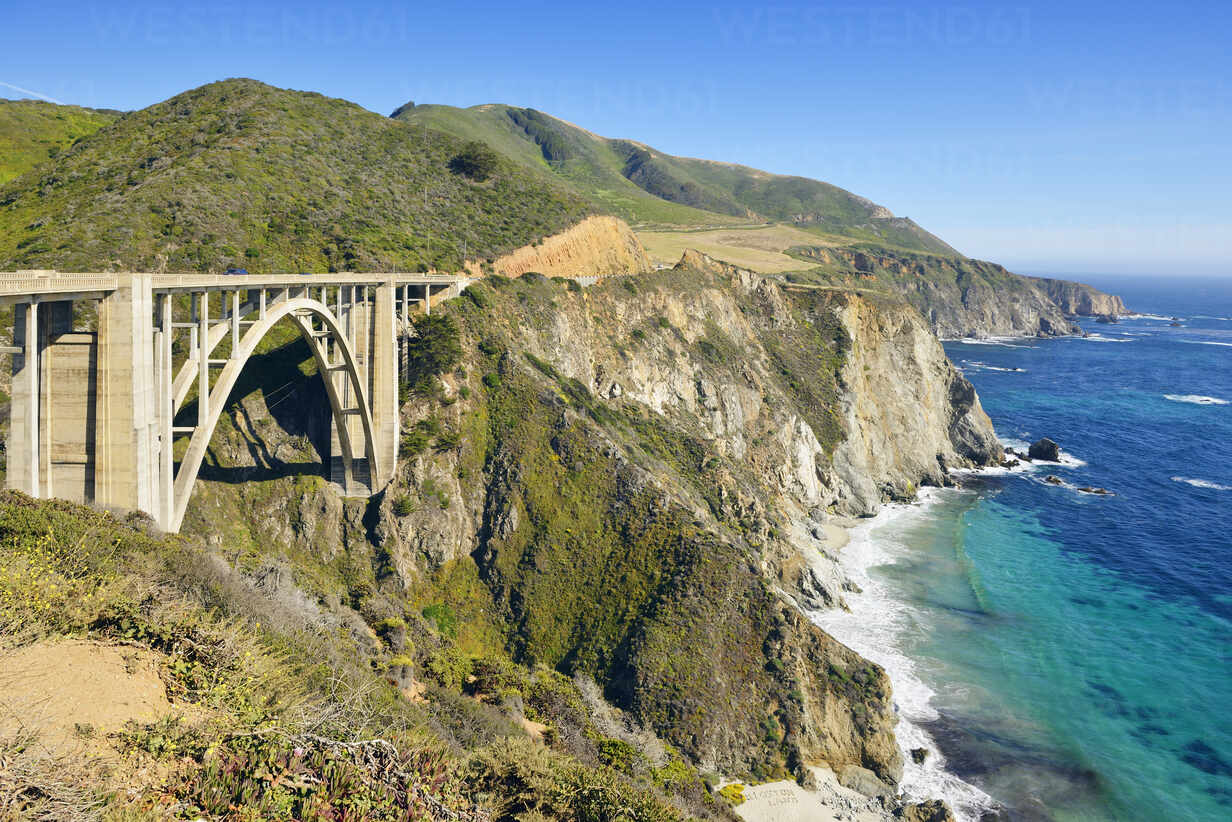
[186,253,999,795]
[1028,275,1130,316]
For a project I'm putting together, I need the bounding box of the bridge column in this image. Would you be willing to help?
[330,285,359,492]
[371,280,399,487]
[36,301,73,499]
[94,274,159,516]
[9,302,41,496]
[157,293,174,529]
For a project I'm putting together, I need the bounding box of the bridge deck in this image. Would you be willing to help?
[0,270,466,302]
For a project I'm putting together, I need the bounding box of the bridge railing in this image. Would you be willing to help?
[0,271,466,299]
[0,271,120,297]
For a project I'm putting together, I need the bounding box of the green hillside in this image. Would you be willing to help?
[0,99,118,185]
[394,103,957,254]
[0,80,593,273]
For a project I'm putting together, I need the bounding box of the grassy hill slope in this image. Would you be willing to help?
[0,80,593,273]
[394,103,957,254]
[0,99,118,185]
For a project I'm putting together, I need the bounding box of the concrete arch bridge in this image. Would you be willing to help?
[0,270,468,532]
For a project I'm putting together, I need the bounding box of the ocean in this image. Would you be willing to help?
[812,275,1232,821]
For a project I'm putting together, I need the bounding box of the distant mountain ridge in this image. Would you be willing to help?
[0,79,1127,338]
[394,102,958,255]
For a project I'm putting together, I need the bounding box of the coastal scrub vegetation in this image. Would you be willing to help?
[0,99,117,185]
[0,79,592,273]
[0,490,718,820]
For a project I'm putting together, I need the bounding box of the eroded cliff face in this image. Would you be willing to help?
[374,254,996,780]
[187,253,1000,788]
[789,245,1126,338]
[1028,276,1130,316]
[472,215,652,279]
[828,291,1003,513]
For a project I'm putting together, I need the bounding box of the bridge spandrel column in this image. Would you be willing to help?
[36,301,73,499]
[350,288,373,488]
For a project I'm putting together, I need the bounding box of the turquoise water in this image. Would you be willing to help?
[818,276,1232,821]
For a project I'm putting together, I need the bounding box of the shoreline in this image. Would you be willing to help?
[807,490,1000,822]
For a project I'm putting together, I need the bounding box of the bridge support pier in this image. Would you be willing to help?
[94,275,160,515]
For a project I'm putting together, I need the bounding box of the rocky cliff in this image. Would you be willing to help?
[1028,275,1130,316]
[186,251,1000,793]
[472,215,652,279]
[788,246,1081,338]
[785,246,1128,338]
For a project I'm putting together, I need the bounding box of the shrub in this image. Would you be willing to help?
[465,285,493,309]
[596,738,641,774]
[718,783,746,805]
[424,646,472,689]
[393,496,415,516]
[403,314,462,394]
[482,372,501,389]
[448,141,500,181]
[400,427,429,457]
[434,429,462,452]
[422,603,459,638]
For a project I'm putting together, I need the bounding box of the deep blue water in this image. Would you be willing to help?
[824,276,1232,821]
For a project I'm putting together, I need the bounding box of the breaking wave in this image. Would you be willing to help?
[1164,394,1229,405]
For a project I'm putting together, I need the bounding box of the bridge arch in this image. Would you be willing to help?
[170,296,379,532]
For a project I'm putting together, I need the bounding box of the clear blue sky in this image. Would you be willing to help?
[3,0,1229,277]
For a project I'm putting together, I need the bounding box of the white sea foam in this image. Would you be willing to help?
[1180,340,1232,348]
[972,436,1086,471]
[960,360,1025,373]
[807,491,997,822]
[1077,333,1133,343]
[1171,476,1232,491]
[951,337,1036,349]
[1192,315,1232,321]
[1164,394,1229,405]
[1127,313,1183,322]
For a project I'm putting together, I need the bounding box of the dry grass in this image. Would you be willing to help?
[636,224,844,272]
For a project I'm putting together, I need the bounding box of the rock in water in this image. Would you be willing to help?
[910,747,929,764]
[1029,437,1061,461]
[1044,475,1064,486]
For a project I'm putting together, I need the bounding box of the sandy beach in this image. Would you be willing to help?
[732,766,895,822]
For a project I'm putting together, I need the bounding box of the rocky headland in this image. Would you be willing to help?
[177,227,1003,817]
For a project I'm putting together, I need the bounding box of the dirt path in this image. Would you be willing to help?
[0,639,175,758]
